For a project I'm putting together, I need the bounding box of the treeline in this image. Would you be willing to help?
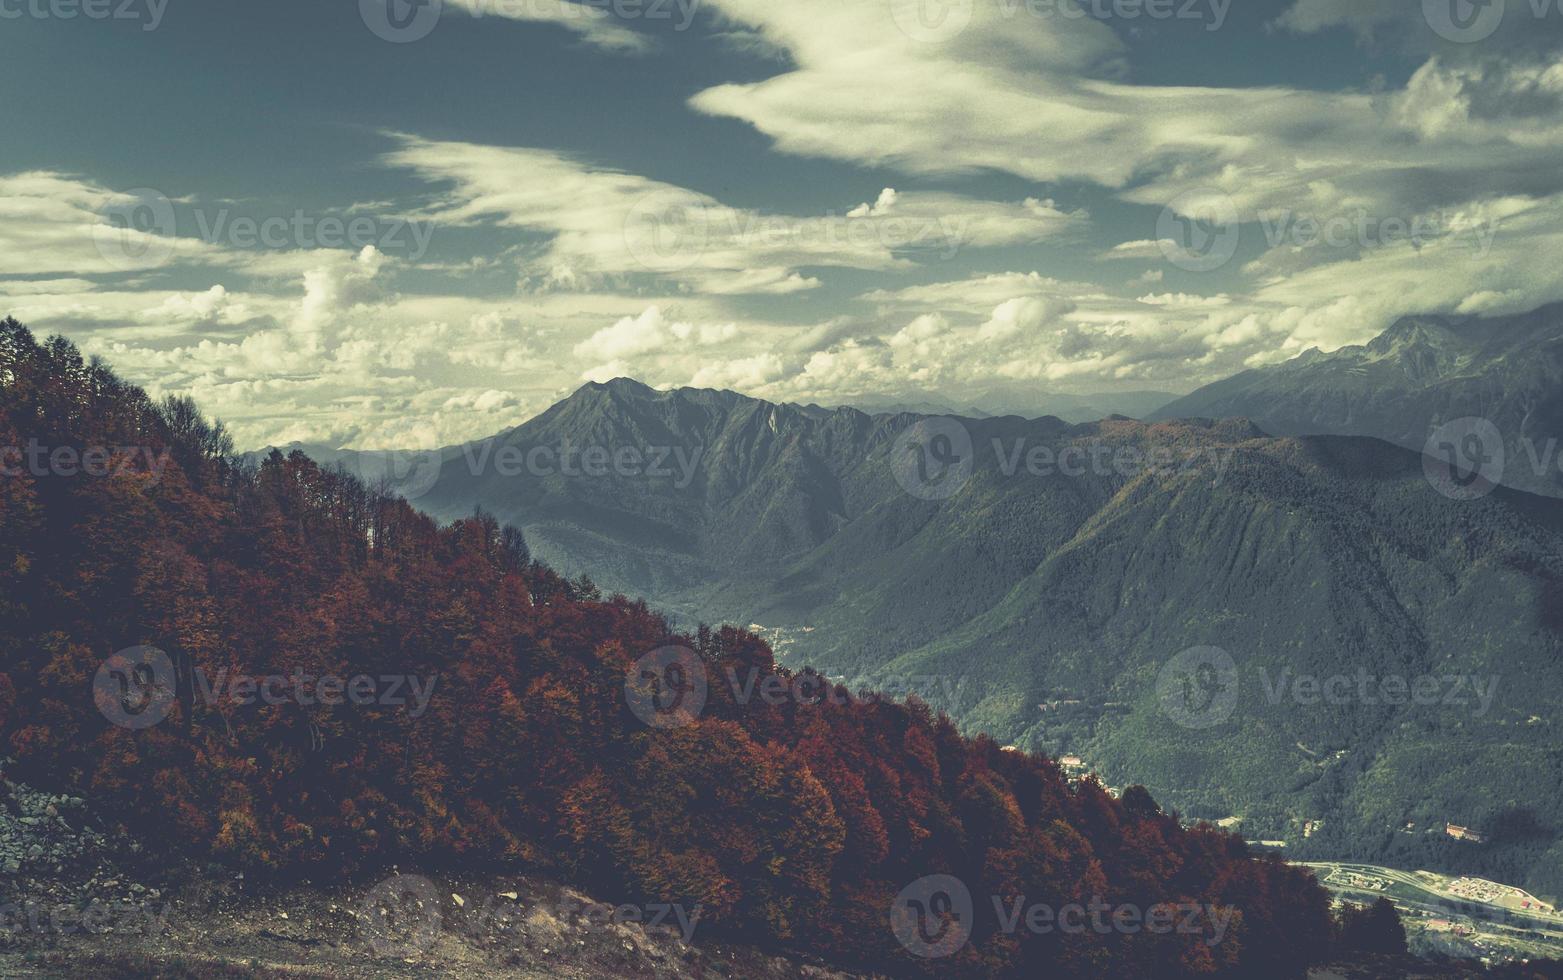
[0,316,1433,977]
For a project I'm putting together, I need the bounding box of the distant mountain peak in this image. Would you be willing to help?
[580,377,658,396]
[1149,300,1563,496]
[1365,315,1463,355]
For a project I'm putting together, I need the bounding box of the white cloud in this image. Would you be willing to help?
[978,296,1073,341]
[445,0,658,52]
[687,351,789,392]
[864,271,1096,313]
[0,172,216,277]
[1271,0,1402,38]
[574,304,737,361]
[16,9,1563,452]
[1274,0,1563,53]
[693,0,1563,225]
[848,188,899,218]
[1104,239,1174,261]
[383,135,1087,296]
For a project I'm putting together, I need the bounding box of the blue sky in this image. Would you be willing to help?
[3,0,1562,449]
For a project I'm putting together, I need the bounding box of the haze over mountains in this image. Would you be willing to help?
[843,388,1177,424]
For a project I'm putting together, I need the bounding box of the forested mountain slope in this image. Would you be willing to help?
[408,378,1563,899]
[0,316,1352,977]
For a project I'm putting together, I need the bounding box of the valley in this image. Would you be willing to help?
[346,337,1563,908]
[14,0,1563,972]
[1303,861,1563,964]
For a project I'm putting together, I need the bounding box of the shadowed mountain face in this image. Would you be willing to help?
[1151,304,1563,497]
[408,377,1563,897]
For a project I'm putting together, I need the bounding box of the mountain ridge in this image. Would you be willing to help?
[4,314,1372,979]
[1151,304,1563,496]
[391,371,1563,900]
[227,305,1563,901]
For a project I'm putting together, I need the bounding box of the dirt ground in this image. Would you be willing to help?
[0,869,876,979]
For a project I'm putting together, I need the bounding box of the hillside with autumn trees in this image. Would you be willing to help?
[0,315,1451,977]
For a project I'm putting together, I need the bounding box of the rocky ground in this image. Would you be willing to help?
[0,760,871,979]
[1,870,877,978]
[0,761,173,953]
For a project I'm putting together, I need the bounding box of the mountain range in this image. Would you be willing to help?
[252,304,1563,899]
[4,314,1367,979]
[1152,304,1563,497]
[842,387,1176,423]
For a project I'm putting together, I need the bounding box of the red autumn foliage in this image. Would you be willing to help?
[0,317,1340,977]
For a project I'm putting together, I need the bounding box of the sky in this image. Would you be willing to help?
[3,0,1563,450]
